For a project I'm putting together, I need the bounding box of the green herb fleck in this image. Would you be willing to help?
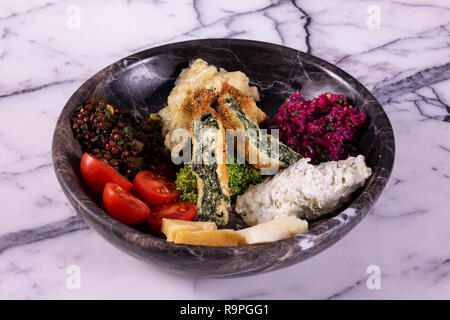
[124,126,135,138]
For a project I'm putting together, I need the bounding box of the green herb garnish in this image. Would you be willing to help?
[124,125,135,138]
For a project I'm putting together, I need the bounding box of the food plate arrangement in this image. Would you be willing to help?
[52,39,394,277]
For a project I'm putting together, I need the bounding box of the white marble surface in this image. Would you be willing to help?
[0,0,449,299]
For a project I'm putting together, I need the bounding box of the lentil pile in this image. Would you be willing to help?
[72,98,172,179]
[274,92,367,164]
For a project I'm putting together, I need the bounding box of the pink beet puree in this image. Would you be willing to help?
[274,92,367,164]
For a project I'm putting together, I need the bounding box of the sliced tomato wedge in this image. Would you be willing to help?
[80,153,132,195]
[147,201,197,234]
[103,182,151,225]
[132,170,181,206]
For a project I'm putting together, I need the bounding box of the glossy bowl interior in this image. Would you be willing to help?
[52,39,395,278]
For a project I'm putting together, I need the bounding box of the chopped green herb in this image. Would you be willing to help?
[124,125,135,138]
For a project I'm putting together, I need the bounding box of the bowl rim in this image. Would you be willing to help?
[52,38,395,259]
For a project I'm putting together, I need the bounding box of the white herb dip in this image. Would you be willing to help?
[236,155,372,226]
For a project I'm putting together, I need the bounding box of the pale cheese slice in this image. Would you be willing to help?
[237,216,308,245]
[173,229,242,247]
[162,218,217,242]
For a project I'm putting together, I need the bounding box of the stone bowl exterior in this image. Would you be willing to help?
[52,39,395,278]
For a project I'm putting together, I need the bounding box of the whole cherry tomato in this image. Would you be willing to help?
[103,182,151,225]
[80,153,132,195]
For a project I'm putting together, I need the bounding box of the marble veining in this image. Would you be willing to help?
[0,0,449,298]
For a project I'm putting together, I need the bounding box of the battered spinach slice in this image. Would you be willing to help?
[223,96,301,167]
[191,113,230,227]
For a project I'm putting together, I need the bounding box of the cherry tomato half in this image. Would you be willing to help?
[132,171,181,206]
[147,201,197,234]
[103,182,151,225]
[80,153,132,195]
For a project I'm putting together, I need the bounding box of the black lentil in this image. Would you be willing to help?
[71,98,173,180]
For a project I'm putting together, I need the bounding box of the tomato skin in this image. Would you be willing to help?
[147,201,197,234]
[80,153,132,195]
[103,182,151,225]
[132,171,181,206]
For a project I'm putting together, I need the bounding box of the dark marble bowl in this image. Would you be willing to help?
[52,39,395,278]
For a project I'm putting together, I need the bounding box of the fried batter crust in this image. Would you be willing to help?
[220,82,268,124]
